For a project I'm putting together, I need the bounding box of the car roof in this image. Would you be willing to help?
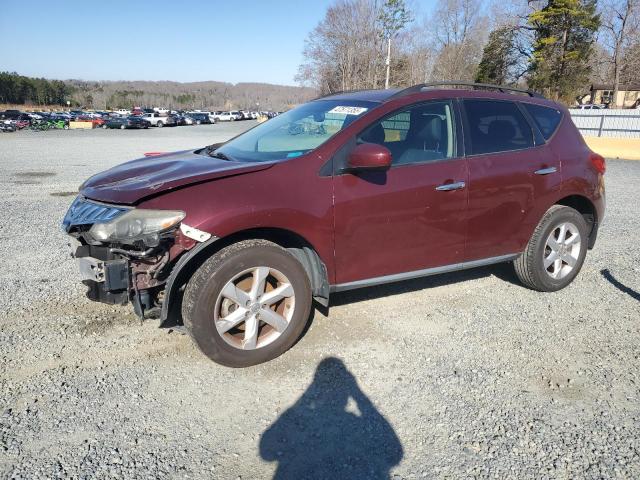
[314,83,557,107]
[314,88,401,103]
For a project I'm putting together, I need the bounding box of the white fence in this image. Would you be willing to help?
[568,109,640,138]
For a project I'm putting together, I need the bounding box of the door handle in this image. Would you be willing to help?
[534,167,557,175]
[435,181,466,191]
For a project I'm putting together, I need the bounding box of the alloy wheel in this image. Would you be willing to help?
[214,266,295,350]
[543,221,581,279]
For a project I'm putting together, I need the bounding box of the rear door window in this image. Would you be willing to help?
[522,103,562,140]
[463,100,534,155]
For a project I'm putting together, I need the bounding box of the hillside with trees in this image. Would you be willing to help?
[0,72,316,110]
[66,80,316,111]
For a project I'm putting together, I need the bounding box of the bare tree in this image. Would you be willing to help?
[428,0,490,81]
[296,0,384,93]
[600,0,639,106]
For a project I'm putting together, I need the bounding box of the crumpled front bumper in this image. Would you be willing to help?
[69,237,131,305]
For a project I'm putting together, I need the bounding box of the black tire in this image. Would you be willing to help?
[120,124,125,130]
[196,120,201,125]
[102,124,107,129]
[182,240,312,367]
[514,205,589,292]
[157,121,163,128]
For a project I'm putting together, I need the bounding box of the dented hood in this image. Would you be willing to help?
[80,149,274,204]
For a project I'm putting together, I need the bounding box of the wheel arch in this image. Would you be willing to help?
[160,227,329,328]
[554,194,598,248]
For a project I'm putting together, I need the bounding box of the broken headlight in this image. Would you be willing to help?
[88,209,185,246]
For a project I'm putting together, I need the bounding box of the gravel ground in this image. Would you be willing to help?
[1,124,639,479]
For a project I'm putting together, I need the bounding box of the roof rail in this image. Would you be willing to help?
[387,81,545,100]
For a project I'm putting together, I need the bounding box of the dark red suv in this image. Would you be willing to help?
[63,82,606,366]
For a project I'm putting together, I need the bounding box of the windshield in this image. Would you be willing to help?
[213,99,377,162]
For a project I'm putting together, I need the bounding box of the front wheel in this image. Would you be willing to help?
[120,124,126,130]
[514,205,589,292]
[182,240,312,367]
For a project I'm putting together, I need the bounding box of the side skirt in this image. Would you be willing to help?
[330,253,520,293]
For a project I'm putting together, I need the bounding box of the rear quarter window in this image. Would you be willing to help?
[463,99,534,155]
[522,103,563,140]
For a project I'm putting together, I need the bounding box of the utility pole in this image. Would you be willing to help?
[379,0,411,90]
[385,36,391,89]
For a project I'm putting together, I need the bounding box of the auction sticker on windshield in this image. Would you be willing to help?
[328,106,368,115]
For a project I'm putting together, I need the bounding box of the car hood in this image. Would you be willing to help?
[80,149,274,204]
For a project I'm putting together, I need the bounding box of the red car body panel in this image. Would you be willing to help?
[139,155,337,282]
[81,151,276,205]
[464,143,561,261]
[79,88,605,290]
[333,158,468,283]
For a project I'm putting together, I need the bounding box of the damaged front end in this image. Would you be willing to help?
[62,196,207,320]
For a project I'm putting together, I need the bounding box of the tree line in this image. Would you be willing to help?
[297,0,639,105]
[0,72,72,106]
[0,75,316,111]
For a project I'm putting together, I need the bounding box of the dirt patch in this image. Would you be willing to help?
[12,180,41,185]
[15,171,57,178]
[50,191,77,197]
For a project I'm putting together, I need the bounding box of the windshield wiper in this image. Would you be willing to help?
[204,145,232,161]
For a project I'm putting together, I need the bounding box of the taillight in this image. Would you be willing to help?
[590,153,606,174]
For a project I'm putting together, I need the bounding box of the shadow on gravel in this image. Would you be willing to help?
[259,357,403,479]
[330,262,519,307]
[601,268,640,301]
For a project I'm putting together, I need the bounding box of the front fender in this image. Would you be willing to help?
[159,235,220,327]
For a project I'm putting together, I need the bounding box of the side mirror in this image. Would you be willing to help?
[346,143,392,172]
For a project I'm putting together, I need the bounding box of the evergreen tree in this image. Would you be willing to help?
[528,0,600,102]
[475,27,520,85]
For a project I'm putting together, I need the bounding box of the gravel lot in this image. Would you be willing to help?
[1,124,639,479]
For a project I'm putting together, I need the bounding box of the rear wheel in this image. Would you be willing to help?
[514,205,588,292]
[157,121,163,128]
[182,240,312,367]
[120,124,125,130]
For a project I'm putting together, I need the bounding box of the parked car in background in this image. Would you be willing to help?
[216,111,236,121]
[577,104,606,110]
[103,116,150,129]
[142,112,170,127]
[187,113,212,125]
[164,114,179,127]
[76,115,106,127]
[173,114,194,126]
[0,119,17,132]
[1,111,32,128]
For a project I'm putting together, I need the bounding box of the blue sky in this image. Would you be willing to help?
[0,0,345,86]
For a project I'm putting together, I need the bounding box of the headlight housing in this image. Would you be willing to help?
[89,209,185,246]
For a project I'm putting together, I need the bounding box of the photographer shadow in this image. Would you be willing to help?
[259,357,403,479]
